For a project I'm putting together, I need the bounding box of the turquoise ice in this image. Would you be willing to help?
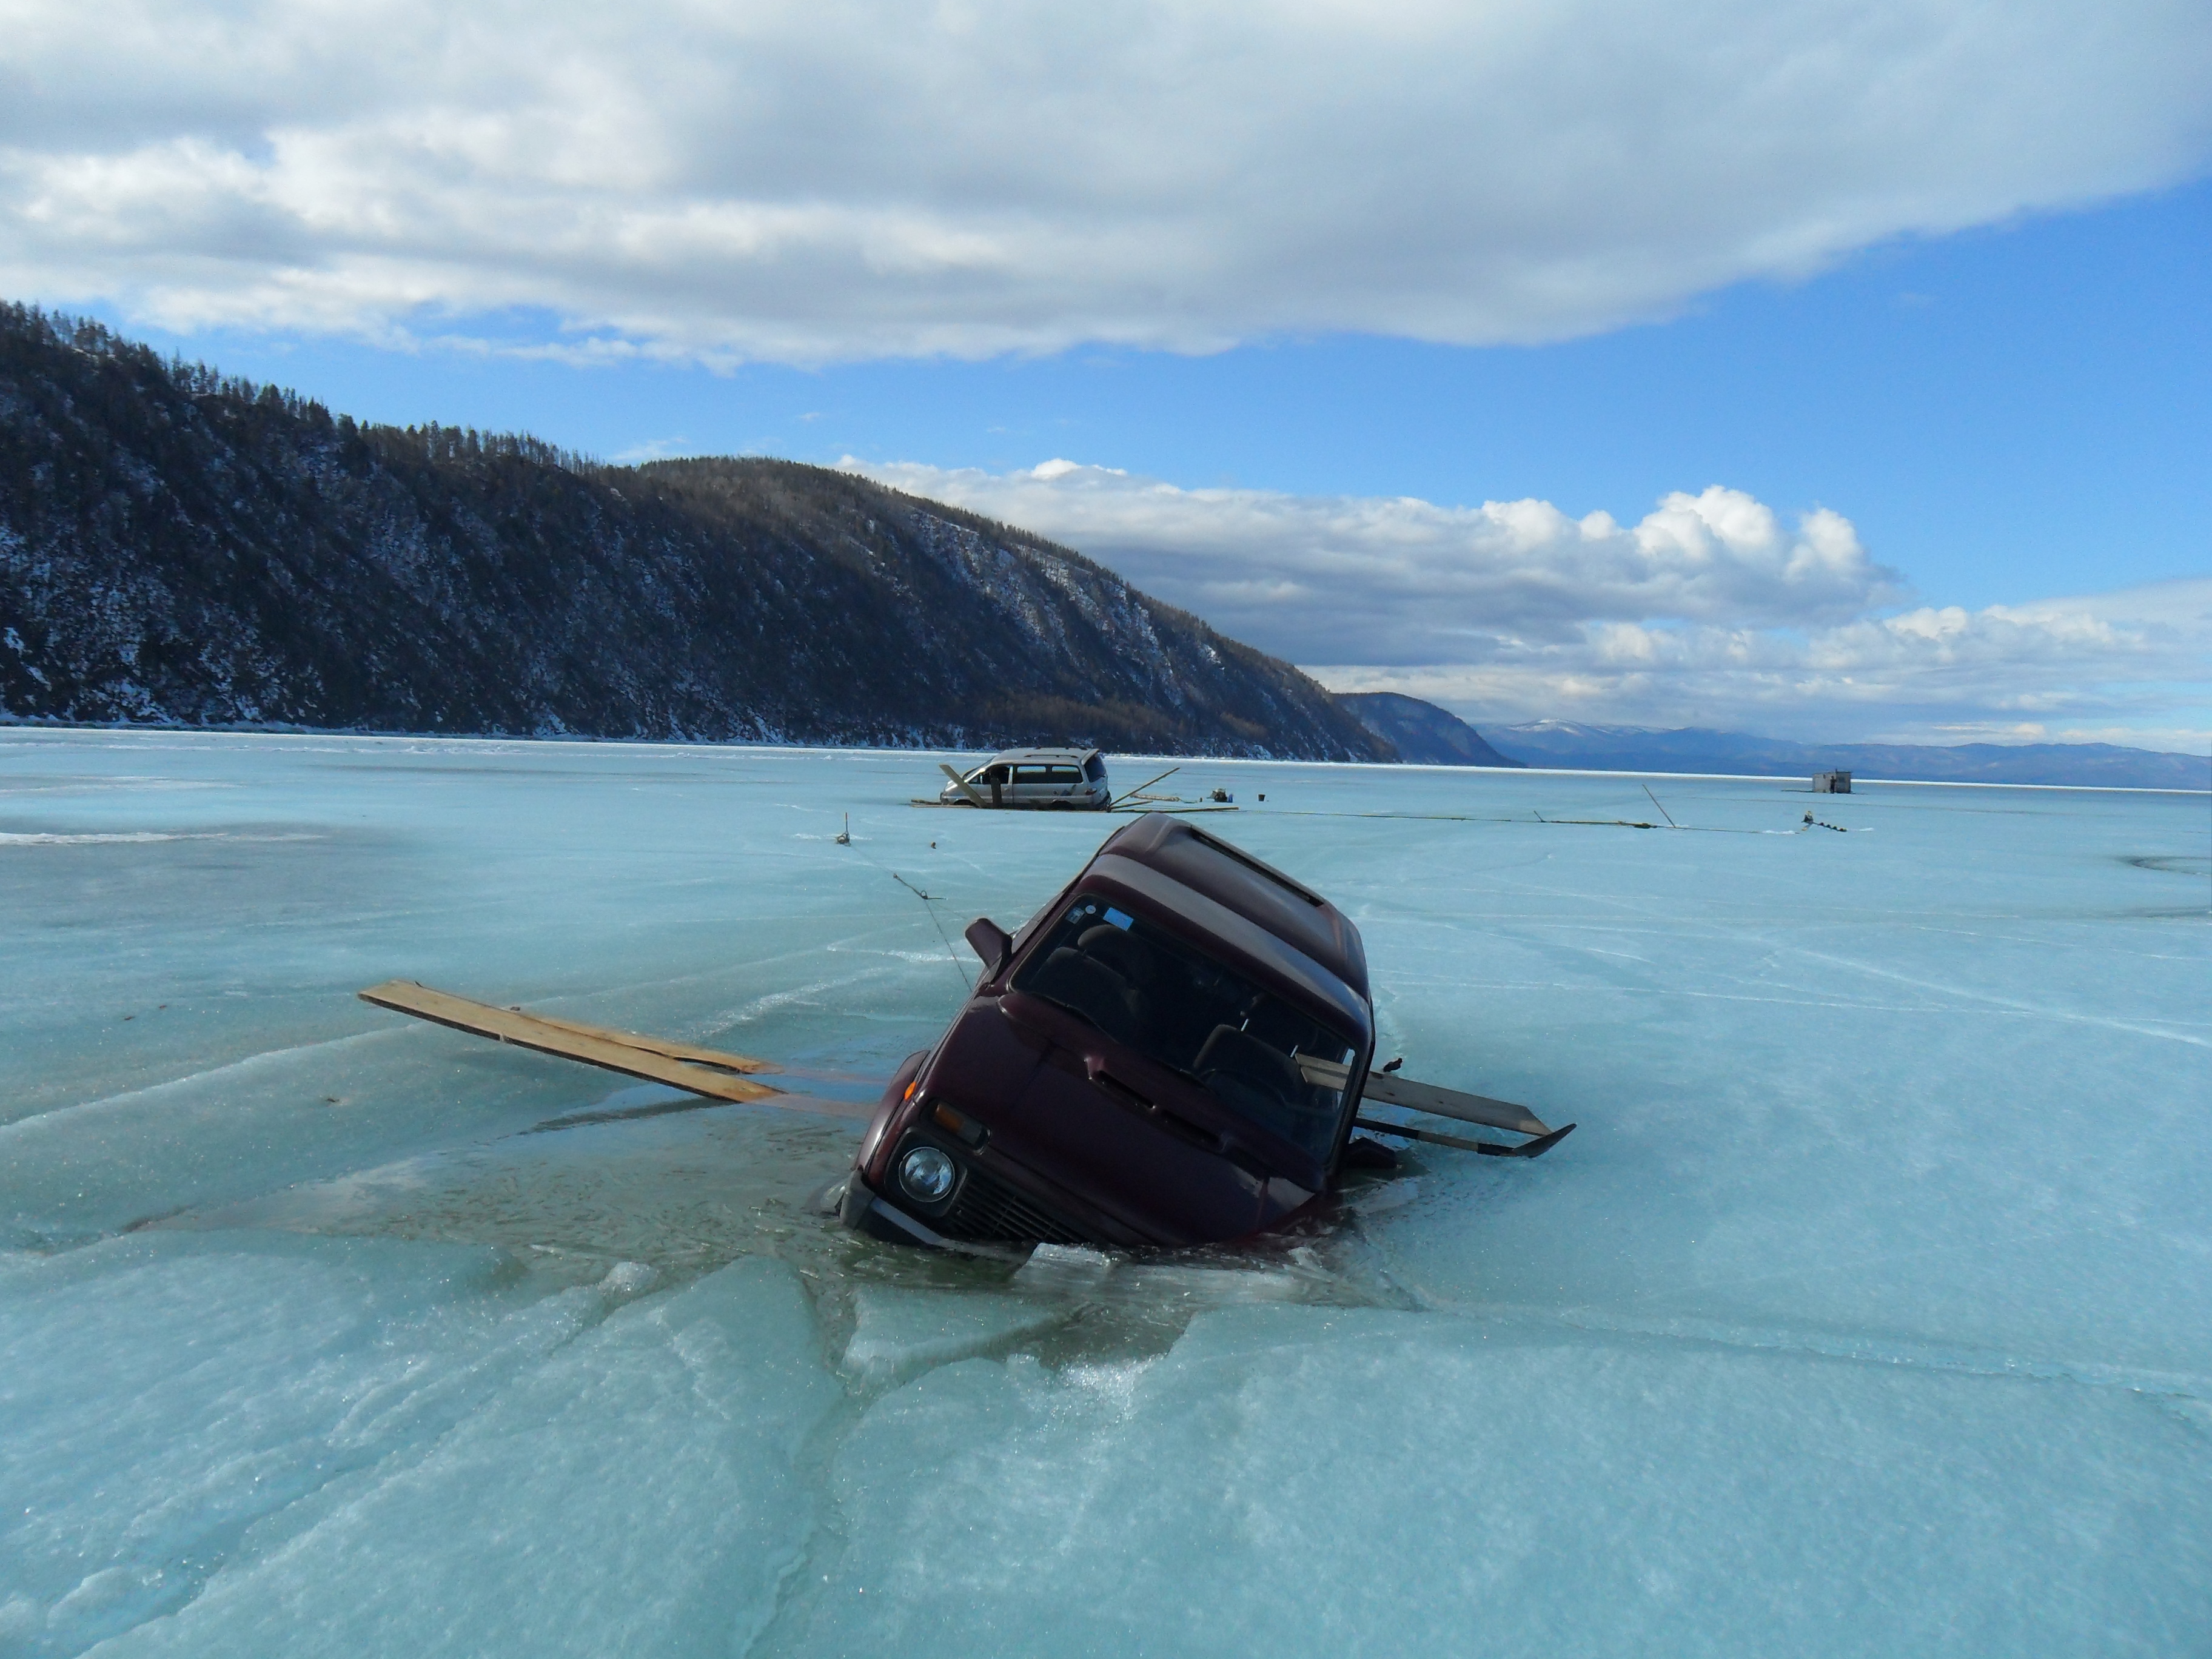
[2,729,2206,1655]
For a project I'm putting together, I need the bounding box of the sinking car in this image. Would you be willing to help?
[937,746,1112,809]
[839,814,1572,1252]
[360,817,1571,1255]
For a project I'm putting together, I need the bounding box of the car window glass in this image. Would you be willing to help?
[1011,896,1355,1161]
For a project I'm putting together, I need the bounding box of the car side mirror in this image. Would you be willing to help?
[964,917,1013,979]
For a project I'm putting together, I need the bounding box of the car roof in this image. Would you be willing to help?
[1090,814,1369,1000]
[979,748,1101,765]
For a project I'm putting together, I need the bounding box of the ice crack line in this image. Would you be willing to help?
[0,1027,405,1140]
[1487,1300,2212,1401]
[1786,946,2211,1047]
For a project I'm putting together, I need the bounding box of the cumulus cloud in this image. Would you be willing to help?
[850,457,2212,746]
[1322,583,2212,743]
[2,0,2208,361]
[859,458,1903,654]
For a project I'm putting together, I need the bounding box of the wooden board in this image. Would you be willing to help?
[511,1008,780,1076]
[1299,1055,1555,1138]
[359,980,788,1105]
[937,762,990,806]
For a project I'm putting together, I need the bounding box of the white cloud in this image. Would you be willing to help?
[1318,585,2212,745]
[2,0,2207,362]
[853,458,1905,649]
[849,457,2212,748]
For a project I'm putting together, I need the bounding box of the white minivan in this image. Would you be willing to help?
[939,747,1112,809]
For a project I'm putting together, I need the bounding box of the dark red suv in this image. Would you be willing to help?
[840,814,1373,1251]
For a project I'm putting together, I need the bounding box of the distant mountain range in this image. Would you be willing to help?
[1335,692,1524,768]
[0,306,1383,760]
[1487,720,2209,791]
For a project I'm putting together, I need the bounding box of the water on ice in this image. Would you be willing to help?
[815,1306,2212,1657]
[1,729,2206,1655]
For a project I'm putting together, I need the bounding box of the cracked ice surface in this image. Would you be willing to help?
[0,729,2206,1655]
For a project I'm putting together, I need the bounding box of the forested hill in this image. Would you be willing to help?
[1336,692,1523,768]
[0,307,1387,759]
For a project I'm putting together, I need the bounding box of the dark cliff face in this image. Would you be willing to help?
[0,307,1388,760]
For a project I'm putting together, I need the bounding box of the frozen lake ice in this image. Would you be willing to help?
[1,728,2207,1656]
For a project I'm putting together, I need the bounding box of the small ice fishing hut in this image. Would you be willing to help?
[1812,770,1852,794]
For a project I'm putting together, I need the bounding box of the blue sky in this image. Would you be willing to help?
[8,0,2208,746]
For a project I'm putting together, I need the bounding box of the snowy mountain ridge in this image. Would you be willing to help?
[1489,720,2208,789]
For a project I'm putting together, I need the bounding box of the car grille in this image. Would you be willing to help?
[938,1158,1090,1246]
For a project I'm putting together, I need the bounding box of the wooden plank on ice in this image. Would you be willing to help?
[517,1008,780,1076]
[1299,1055,1555,1138]
[358,980,785,1104]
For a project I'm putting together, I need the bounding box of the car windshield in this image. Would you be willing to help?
[1011,894,1356,1161]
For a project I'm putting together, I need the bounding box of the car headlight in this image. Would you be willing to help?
[897,1144,958,1205]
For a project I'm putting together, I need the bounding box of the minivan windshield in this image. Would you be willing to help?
[1011,894,1356,1161]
